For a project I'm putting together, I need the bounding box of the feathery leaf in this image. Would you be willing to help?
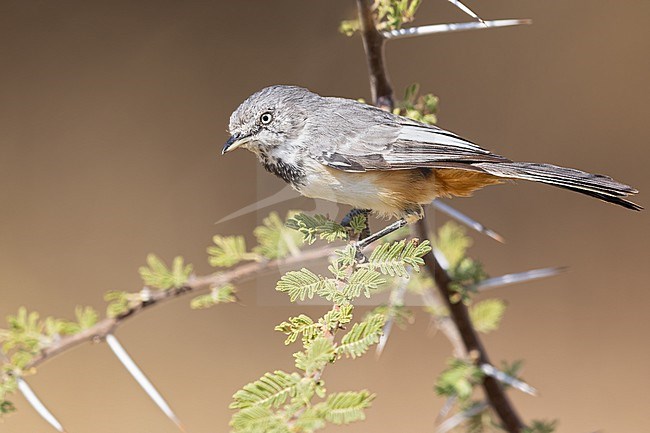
[470,299,506,333]
[139,254,192,290]
[336,314,385,359]
[286,214,348,245]
[230,371,301,410]
[253,211,303,259]
[276,269,336,302]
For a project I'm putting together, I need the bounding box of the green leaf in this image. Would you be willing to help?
[275,315,320,345]
[104,290,131,318]
[293,406,327,432]
[523,420,558,433]
[75,306,99,330]
[294,337,335,375]
[365,239,431,276]
[230,406,290,433]
[0,400,15,415]
[435,358,484,400]
[190,284,237,309]
[138,254,192,290]
[208,235,257,268]
[276,269,336,302]
[348,214,368,235]
[342,269,386,299]
[336,314,385,358]
[320,304,353,331]
[470,299,507,333]
[230,370,301,410]
[253,211,304,259]
[286,214,348,245]
[312,390,375,425]
[437,222,472,269]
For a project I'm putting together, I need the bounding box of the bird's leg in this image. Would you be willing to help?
[354,218,407,251]
[341,208,371,241]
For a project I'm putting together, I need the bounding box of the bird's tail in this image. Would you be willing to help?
[474,162,642,211]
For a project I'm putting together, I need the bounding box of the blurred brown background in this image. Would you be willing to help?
[1,1,649,432]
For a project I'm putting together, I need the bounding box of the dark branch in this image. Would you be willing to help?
[356,0,394,109]
[414,217,524,432]
[354,1,524,431]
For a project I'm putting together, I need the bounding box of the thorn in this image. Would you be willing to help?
[476,267,566,291]
[105,334,186,432]
[447,0,485,24]
[480,363,538,396]
[17,379,66,432]
[382,19,532,40]
[432,201,505,243]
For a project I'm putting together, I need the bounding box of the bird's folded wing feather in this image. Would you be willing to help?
[311,108,509,172]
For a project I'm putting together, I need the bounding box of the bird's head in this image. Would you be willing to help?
[222,85,315,156]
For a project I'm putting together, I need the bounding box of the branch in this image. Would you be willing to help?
[356,0,393,109]
[24,246,337,371]
[415,216,524,433]
[354,1,524,431]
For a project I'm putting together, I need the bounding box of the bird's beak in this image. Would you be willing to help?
[222,133,251,155]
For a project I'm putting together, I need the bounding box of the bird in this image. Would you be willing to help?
[222,85,640,245]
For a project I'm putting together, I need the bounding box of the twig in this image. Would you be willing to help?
[354,1,524,431]
[24,246,337,371]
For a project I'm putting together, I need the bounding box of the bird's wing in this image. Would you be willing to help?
[311,106,509,172]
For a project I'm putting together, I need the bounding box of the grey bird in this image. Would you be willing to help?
[222,85,640,242]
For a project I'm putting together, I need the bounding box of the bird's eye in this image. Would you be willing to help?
[260,112,273,125]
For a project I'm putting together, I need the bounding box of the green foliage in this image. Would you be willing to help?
[348,214,368,236]
[435,359,484,401]
[275,315,320,345]
[208,235,257,268]
[470,299,507,333]
[336,314,385,359]
[74,306,99,330]
[370,304,414,329]
[275,269,336,302]
[340,0,422,35]
[253,211,304,259]
[437,221,473,268]
[523,420,558,433]
[138,254,192,290]
[312,391,375,424]
[395,83,439,125]
[294,337,335,375]
[286,213,348,245]
[104,290,132,318]
[230,371,302,410]
[190,284,237,309]
[342,268,386,299]
[230,406,290,433]
[364,239,431,276]
[436,223,487,303]
[0,399,15,415]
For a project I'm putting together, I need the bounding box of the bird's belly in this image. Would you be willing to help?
[296,163,438,217]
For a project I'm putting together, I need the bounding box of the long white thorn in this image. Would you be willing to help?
[437,401,488,433]
[105,335,186,432]
[376,268,411,356]
[17,379,66,433]
[432,201,505,243]
[383,19,532,40]
[447,0,485,24]
[480,363,538,396]
[477,267,565,291]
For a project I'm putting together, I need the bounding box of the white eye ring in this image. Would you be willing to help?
[260,112,273,125]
